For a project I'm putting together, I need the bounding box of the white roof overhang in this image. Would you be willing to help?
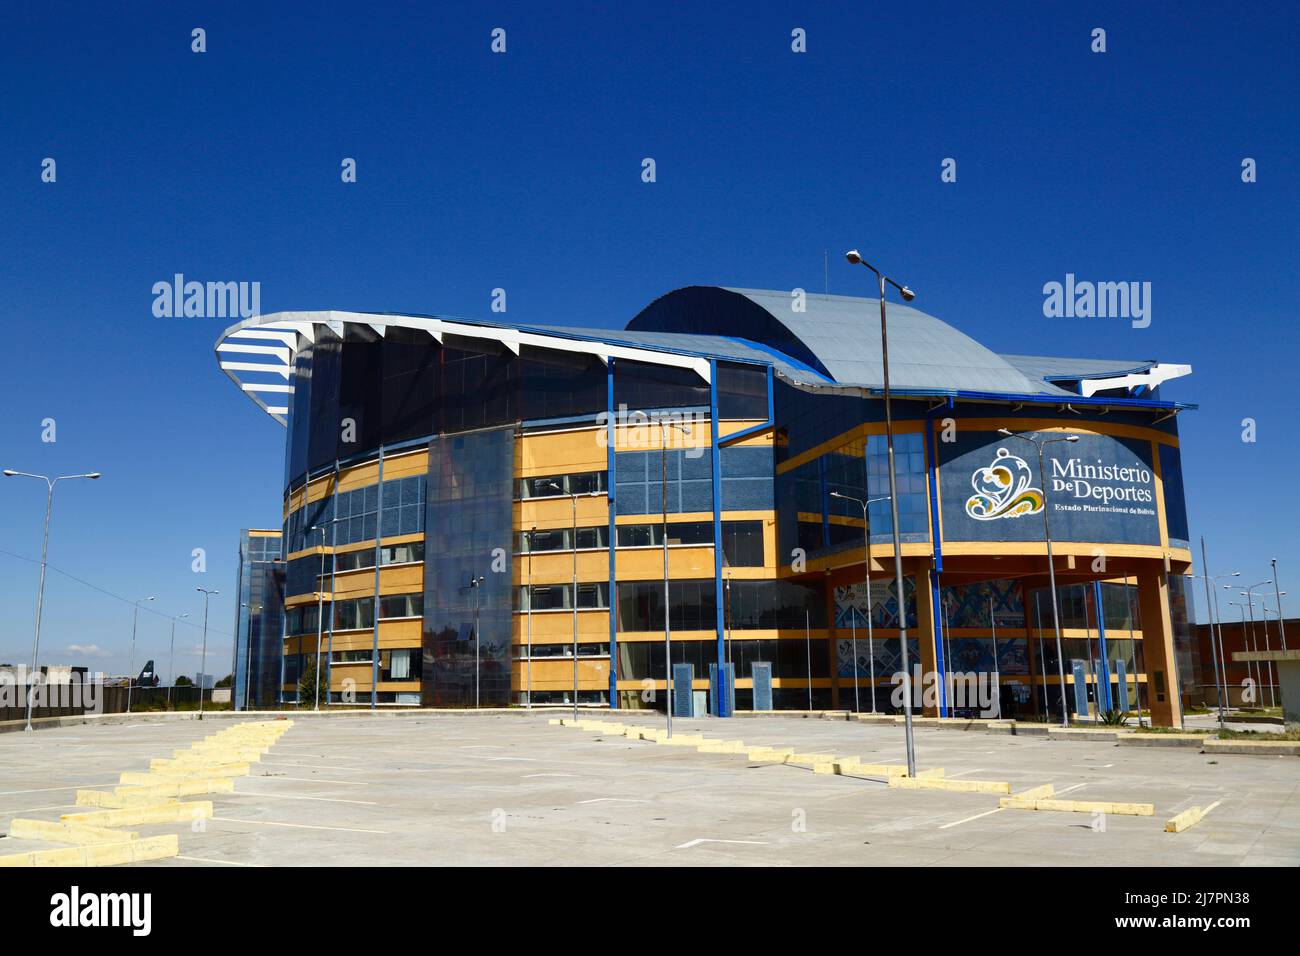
[215,310,714,427]
[1077,363,1192,398]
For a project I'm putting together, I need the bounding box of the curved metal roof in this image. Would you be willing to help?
[215,290,1191,425]
[628,286,1044,393]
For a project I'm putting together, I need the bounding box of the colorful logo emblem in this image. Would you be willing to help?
[964,447,1044,521]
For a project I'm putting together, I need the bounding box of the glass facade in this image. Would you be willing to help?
[778,431,930,568]
[716,361,769,420]
[286,331,610,491]
[284,474,427,561]
[613,359,710,411]
[422,427,515,707]
[617,579,718,632]
[518,582,610,611]
[1025,582,1141,632]
[615,448,714,516]
[1159,443,1190,546]
[727,579,827,630]
[265,310,1189,718]
[231,531,285,711]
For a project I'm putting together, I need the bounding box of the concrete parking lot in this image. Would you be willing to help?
[1,712,1296,866]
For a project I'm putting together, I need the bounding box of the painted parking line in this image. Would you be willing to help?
[937,783,1089,830]
[211,816,390,834]
[0,781,119,796]
[0,802,78,815]
[248,775,368,786]
[227,790,377,805]
[576,797,650,805]
[675,838,769,850]
[257,761,371,773]
[939,807,1004,829]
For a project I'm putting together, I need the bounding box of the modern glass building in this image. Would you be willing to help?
[231,529,285,711]
[215,286,1198,725]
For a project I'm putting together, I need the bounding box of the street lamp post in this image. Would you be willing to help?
[467,575,485,708]
[126,596,156,713]
[646,421,692,737]
[1226,600,1259,705]
[990,595,1001,718]
[830,491,890,715]
[998,428,1080,727]
[308,522,334,711]
[195,587,219,716]
[167,613,189,708]
[1208,572,1238,714]
[542,480,600,721]
[1193,544,1238,729]
[1261,599,1286,702]
[3,469,101,732]
[1247,586,1284,709]
[526,526,536,709]
[1271,560,1288,650]
[1239,581,1275,708]
[845,250,918,775]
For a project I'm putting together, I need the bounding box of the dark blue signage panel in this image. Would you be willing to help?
[751,662,773,711]
[938,431,1160,546]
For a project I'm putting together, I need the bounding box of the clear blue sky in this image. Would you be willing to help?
[1,2,1296,678]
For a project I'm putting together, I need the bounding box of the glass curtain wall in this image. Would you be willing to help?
[422,426,515,707]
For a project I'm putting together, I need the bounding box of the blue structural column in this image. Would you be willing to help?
[370,446,385,710]
[924,412,949,716]
[606,360,619,708]
[1094,579,1112,711]
[709,360,728,715]
[325,460,340,701]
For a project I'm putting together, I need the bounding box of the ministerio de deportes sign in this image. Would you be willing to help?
[938,431,1161,546]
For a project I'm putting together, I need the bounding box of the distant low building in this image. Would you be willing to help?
[1193,617,1296,707]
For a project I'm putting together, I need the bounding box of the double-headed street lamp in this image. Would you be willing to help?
[1191,548,1239,729]
[308,517,344,710]
[3,469,101,732]
[196,587,219,716]
[462,575,485,708]
[525,526,536,709]
[998,428,1079,727]
[1225,599,1261,706]
[1235,581,1275,708]
[1232,581,1278,708]
[542,479,601,721]
[167,612,189,707]
[844,250,917,775]
[126,596,156,713]
[1261,597,1287,699]
[829,491,890,714]
[1270,559,1288,650]
[654,421,692,738]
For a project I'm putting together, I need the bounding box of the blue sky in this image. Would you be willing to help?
[1,1,1296,677]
